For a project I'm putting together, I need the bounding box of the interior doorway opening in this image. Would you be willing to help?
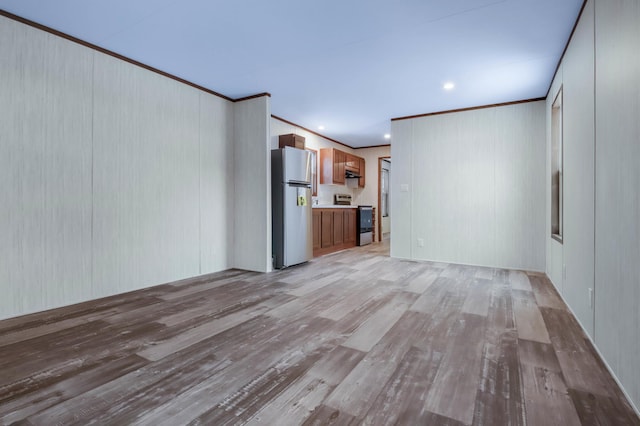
[378,157,391,242]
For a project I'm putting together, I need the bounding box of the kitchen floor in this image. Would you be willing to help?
[1,241,637,425]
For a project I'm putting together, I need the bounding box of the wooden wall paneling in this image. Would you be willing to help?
[199,93,235,274]
[0,18,93,319]
[233,96,272,272]
[595,0,640,409]
[493,102,546,271]
[562,0,595,338]
[92,53,201,298]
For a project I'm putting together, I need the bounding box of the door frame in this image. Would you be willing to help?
[378,156,391,242]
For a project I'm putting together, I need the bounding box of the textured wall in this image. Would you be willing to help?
[234,97,272,273]
[594,0,640,408]
[560,0,596,338]
[391,101,546,271]
[0,16,236,319]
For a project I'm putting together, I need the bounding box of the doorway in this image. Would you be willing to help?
[378,157,391,242]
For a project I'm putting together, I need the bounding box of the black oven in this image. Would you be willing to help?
[357,206,373,246]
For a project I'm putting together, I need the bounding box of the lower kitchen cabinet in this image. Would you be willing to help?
[343,209,356,244]
[320,210,333,248]
[312,209,321,250]
[312,208,358,257]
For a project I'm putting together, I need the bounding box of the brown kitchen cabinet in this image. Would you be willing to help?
[279,133,305,149]
[358,157,365,188]
[320,148,365,188]
[312,207,358,257]
[320,210,333,248]
[343,209,356,244]
[333,211,344,245]
[320,148,346,185]
[312,209,321,250]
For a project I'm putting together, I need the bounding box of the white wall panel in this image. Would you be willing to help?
[0,18,93,319]
[199,93,235,274]
[392,102,545,271]
[494,103,546,270]
[562,0,595,337]
[234,97,271,272]
[92,54,201,297]
[594,0,640,407]
[390,120,413,259]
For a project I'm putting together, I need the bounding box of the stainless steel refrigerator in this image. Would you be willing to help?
[271,147,313,269]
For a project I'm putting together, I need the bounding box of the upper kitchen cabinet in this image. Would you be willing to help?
[345,154,359,171]
[320,148,345,185]
[358,157,365,188]
[279,133,305,149]
[320,148,365,187]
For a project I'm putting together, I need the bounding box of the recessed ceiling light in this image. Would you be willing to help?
[318,125,325,130]
[384,134,391,140]
[443,82,455,90]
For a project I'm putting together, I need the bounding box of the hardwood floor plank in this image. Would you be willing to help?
[0,354,148,423]
[424,313,487,425]
[404,266,440,294]
[361,346,443,425]
[568,388,640,426]
[474,266,495,280]
[341,291,418,352]
[512,291,551,344]
[540,307,623,398]
[137,303,271,361]
[324,311,433,418]
[461,278,493,317]
[520,363,582,426]
[472,332,526,426]
[517,339,562,372]
[529,275,565,310]
[244,375,333,426]
[302,404,358,426]
[508,270,533,292]
[245,346,367,425]
[316,279,385,321]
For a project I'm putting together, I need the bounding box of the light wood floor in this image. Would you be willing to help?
[1,241,638,425]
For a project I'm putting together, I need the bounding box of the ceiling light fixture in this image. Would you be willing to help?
[384,134,391,140]
[318,125,325,130]
[443,82,455,90]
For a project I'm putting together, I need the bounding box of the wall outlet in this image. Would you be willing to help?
[400,184,409,192]
[588,287,594,308]
[417,238,424,247]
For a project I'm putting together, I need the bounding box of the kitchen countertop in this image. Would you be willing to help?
[312,204,357,209]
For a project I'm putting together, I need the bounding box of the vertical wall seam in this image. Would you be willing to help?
[90,50,95,298]
[591,0,597,342]
[198,93,202,275]
[410,121,414,260]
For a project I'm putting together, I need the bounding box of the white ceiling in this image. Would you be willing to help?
[0,0,583,147]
